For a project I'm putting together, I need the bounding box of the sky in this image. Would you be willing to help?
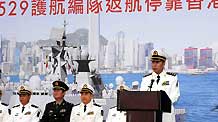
[0,0,218,56]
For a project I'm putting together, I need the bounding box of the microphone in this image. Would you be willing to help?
[148,79,155,91]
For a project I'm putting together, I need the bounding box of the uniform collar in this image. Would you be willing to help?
[81,99,93,108]
[152,70,166,78]
[56,99,65,105]
[20,102,31,108]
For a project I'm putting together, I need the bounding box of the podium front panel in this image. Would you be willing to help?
[117,91,161,111]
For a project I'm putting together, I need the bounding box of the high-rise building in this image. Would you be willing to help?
[199,48,213,68]
[105,41,116,69]
[124,40,134,69]
[145,42,154,70]
[115,31,125,69]
[145,42,154,57]
[184,47,198,69]
[2,40,10,62]
[138,43,145,70]
[0,36,2,64]
[214,52,218,68]
[133,40,139,69]
[88,14,100,70]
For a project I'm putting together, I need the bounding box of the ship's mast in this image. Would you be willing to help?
[41,20,74,82]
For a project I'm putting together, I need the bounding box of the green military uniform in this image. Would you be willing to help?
[40,81,73,122]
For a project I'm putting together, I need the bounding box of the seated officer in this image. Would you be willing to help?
[70,83,103,122]
[0,88,9,122]
[106,85,128,122]
[10,85,41,122]
[40,80,73,122]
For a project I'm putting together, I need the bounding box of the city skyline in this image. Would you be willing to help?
[0,36,217,76]
[1,27,218,57]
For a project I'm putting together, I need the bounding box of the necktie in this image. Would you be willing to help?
[84,105,87,112]
[157,75,160,84]
[22,106,25,113]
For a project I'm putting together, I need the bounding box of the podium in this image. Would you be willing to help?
[117,90,171,122]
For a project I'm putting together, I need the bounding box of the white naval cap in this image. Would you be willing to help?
[80,83,95,94]
[132,81,139,86]
[17,85,32,95]
[150,49,167,61]
[115,76,124,85]
[109,83,114,89]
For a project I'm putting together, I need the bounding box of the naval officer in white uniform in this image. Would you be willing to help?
[0,88,9,122]
[140,50,180,122]
[106,85,128,122]
[70,83,103,122]
[9,85,41,122]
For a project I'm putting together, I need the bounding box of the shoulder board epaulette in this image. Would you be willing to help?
[74,103,80,106]
[143,73,152,77]
[12,104,20,108]
[93,103,101,107]
[51,101,57,105]
[31,104,39,108]
[110,106,117,109]
[65,101,73,105]
[166,72,177,76]
[1,103,8,106]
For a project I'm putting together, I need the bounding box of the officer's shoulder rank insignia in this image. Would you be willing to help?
[143,73,152,77]
[1,103,8,106]
[110,106,116,109]
[12,104,20,108]
[0,110,2,113]
[166,72,177,76]
[24,111,31,115]
[87,111,94,115]
[74,103,80,107]
[31,104,39,108]
[93,103,101,107]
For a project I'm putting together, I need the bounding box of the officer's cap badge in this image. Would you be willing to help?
[83,84,88,88]
[20,86,25,90]
[153,50,158,55]
[55,82,58,86]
